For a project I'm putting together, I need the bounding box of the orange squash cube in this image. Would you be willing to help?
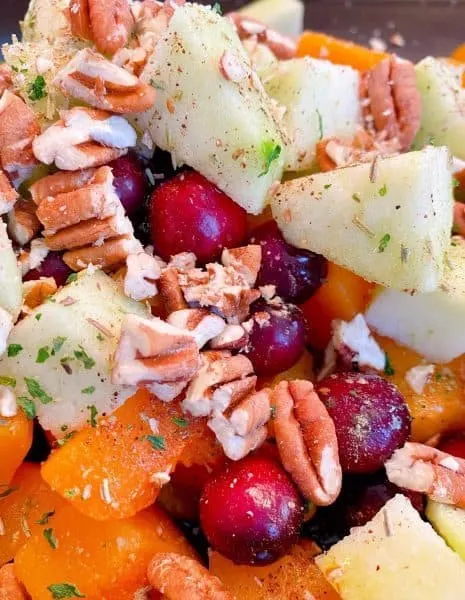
[0,411,33,487]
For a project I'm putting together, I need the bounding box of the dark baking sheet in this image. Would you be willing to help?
[1,0,465,61]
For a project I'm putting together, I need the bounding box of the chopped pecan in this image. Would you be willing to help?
[7,199,41,246]
[0,563,28,600]
[32,107,136,171]
[22,277,57,312]
[386,442,465,508]
[112,46,148,77]
[360,56,421,152]
[147,553,235,600]
[30,169,95,204]
[221,245,261,286]
[219,50,249,83]
[124,252,162,301]
[208,388,271,461]
[170,252,197,273]
[209,324,249,352]
[331,313,386,372]
[55,49,156,114]
[0,64,13,95]
[63,234,142,272]
[159,266,188,314]
[227,13,297,60]
[273,380,342,505]
[112,313,201,390]
[0,169,18,215]
[167,308,226,348]
[69,0,134,55]
[18,238,49,277]
[133,0,177,55]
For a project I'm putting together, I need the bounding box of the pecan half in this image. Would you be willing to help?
[124,252,162,301]
[69,0,135,56]
[147,553,235,600]
[0,169,18,215]
[7,199,41,246]
[228,13,297,60]
[273,380,342,505]
[112,313,201,393]
[63,234,142,272]
[0,563,28,600]
[360,56,421,151]
[167,308,226,348]
[32,107,136,171]
[55,49,156,114]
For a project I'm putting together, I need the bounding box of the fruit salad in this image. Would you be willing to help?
[1,0,465,598]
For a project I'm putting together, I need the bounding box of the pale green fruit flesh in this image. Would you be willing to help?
[0,220,22,321]
[237,0,304,37]
[427,499,465,562]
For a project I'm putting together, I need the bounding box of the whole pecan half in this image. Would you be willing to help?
[360,56,421,152]
[273,380,342,506]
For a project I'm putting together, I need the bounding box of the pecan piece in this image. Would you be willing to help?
[228,13,297,60]
[69,0,134,56]
[360,56,421,151]
[55,49,156,114]
[63,234,142,272]
[221,244,261,287]
[273,380,342,505]
[32,107,136,171]
[124,251,163,301]
[22,278,58,312]
[0,168,18,215]
[148,553,235,600]
[167,308,226,348]
[0,563,28,600]
[0,64,13,96]
[158,266,188,314]
[7,199,41,246]
[18,238,49,277]
[209,324,249,352]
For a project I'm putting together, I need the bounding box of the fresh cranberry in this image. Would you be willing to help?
[23,252,72,287]
[438,432,465,459]
[246,301,306,377]
[200,454,304,565]
[249,220,327,304]
[317,373,411,474]
[109,153,146,216]
[150,171,247,263]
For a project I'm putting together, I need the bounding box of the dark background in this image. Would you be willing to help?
[2,0,465,61]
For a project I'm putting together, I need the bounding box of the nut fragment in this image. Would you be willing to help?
[158,266,188,314]
[228,12,297,60]
[7,199,41,245]
[63,234,142,272]
[209,324,249,351]
[0,64,13,95]
[147,553,235,600]
[221,245,261,286]
[273,380,342,506]
[0,168,18,215]
[55,48,156,114]
[167,308,226,348]
[219,50,249,83]
[124,252,163,301]
[32,107,136,171]
[17,238,49,277]
[22,277,57,312]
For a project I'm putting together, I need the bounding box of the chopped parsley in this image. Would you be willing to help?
[146,435,166,451]
[73,346,95,370]
[0,376,16,387]
[0,486,18,499]
[35,313,42,321]
[316,109,324,140]
[66,273,78,284]
[47,583,85,599]
[427,135,436,146]
[324,183,332,190]
[57,431,76,447]
[52,337,67,355]
[43,528,57,550]
[384,353,395,376]
[17,396,36,420]
[352,192,361,203]
[377,233,391,253]
[36,510,55,525]
[150,79,165,90]
[453,177,460,189]
[96,333,104,342]
[87,404,98,427]
[172,416,188,428]
[24,377,53,404]
[36,346,50,363]
[378,183,388,197]
[82,386,95,395]
[7,344,23,357]
[259,140,281,177]
[63,488,78,498]
[212,1,222,14]
[28,75,47,101]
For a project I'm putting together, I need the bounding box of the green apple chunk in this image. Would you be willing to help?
[271,146,453,293]
[21,0,70,42]
[316,495,465,600]
[366,237,465,363]
[265,57,361,171]
[133,3,285,215]
[0,270,148,436]
[415,57,465,158]
[427,499,465,561]
[237,0,304,37]
[0,220,22,322]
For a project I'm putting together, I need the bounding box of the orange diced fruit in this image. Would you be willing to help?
[297,31,387,71]
[377,336,465,443]
[451,43,465,63]
[0,563,27,600]
[15,502,196,600]
[210,540,341,599]
[41,389,209,520]
[0,410,33,487]
[0,462,65,567]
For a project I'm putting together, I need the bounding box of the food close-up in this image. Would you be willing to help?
[0,0,465,597]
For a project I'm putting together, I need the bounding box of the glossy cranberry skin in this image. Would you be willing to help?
[249,220,327,304]
[23,252,72,287]
[150,171,247,263]
[317,373,411,474]
[200,454,304,565]
[439,432,465,459]
[246,301,306,377]
[109,153,146,216]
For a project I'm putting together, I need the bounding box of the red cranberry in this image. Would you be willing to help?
[438,432,465,459]
[200,454,304,565]
[317,373,411,474]
[23,252,72,287]
[150,171,247,263]
[246,301,306,377]
[249,220,327,304]
[109,153,146,216]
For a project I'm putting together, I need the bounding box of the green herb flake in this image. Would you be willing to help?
[63,488,77,498]
[57,431,76,447]
[316,109,324,140]
[352,192,361,203]
[24,377,53,404]
[96,333,104,342]
[377,233,391,253]
[0,376,16,388]
[35,313,42,321]
[7,344,23,357]
[384,354,395,376]
[43,527,58,549]
[212,1,222,14]
[259,140,281,177]
[324,183,332,190]
[378,183,388,196]
[87,404,98,427]
[47,583,85,599]
[427,135,436,146]
[146,435,166,451]
[172,416,188,428]
[74,346,95,370]
[36,346,51,363]
[149,79,165,90]
[17,396,36,420]
[52,337,67,355]
[0,486,18,499]
[36,510,55,525]
[28,75,47,101]
[66,273,78,284]
[82,386,95,395]
[453,177,461,189]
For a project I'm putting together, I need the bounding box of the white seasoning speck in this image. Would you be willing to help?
[100,478,112,505]
[0,518,5,536]
[82,484,92,500]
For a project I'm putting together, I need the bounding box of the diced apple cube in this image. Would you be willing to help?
[237,0,304,37]
[426,499,465,562]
